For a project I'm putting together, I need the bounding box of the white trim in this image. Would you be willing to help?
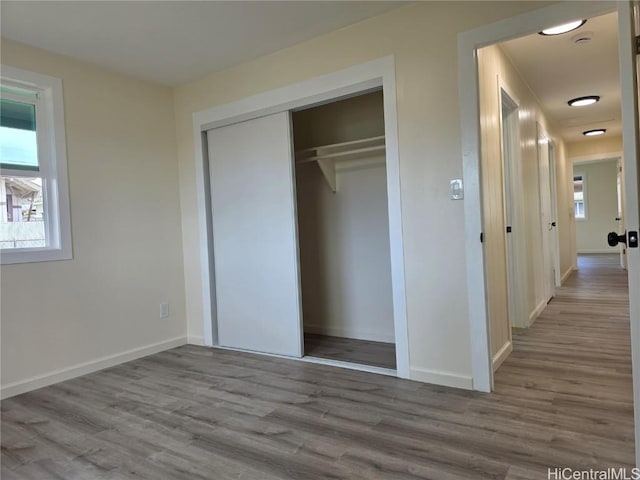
[192,56,410,380]
[577,249,618,255]
[188,335,206,346]
[303,324,395,344]
[0,65,72,265]
[560,266,574,285]
[572,152,623,166]
[458,0,616,394]
[499,78,529,331]
[528,299,547,326]
[409,367,473,390]
[0,336,187,399]
[492,341,513,372]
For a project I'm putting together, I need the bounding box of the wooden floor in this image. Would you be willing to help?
[304,333,396,370]
[1,254,634,479]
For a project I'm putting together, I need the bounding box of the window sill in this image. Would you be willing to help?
[1,246,72,265]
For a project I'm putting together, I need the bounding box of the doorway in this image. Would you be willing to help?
[292,91,397,371]
[459,0,639,464]
[573,157,623,256]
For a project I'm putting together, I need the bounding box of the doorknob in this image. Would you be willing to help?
[608,231,627,247]
[608,231,639,248]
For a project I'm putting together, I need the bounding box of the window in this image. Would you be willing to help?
[0,66,72,264]
[573,173,586,220]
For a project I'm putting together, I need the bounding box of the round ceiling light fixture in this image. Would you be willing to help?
[583,129,606,136]
[568,95,600,107]
[539,20,587,36]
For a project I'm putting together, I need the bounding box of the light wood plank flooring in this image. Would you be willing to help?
[304,333,396,369]
[1,254,634,479]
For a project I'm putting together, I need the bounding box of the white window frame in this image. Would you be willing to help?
[1,65,72,264]
[573,171,587,221]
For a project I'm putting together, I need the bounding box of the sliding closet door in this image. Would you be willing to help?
[207,112,302,357]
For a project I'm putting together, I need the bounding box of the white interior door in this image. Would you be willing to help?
[500,89,528,329]
[537,125,554,302]
[548,143,561,287]
[207,112,303,357]
[618,0,640,465]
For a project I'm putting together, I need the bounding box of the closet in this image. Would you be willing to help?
[292,90,396,370]
[206,89,396,371]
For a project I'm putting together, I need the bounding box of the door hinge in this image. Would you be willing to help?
[636,35,640,55]
[480,232,484,243]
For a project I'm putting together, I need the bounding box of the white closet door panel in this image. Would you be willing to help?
[207,112,302,357]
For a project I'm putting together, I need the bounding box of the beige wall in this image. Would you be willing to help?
[478,43,572,356]
[574,160,620,253]
[568,135,624,159]
[0,41,186,395]
[293,91,385,149]
[173,1,553,386]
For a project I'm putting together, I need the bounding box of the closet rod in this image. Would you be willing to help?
[296,144,386,164]
[295,135,385,155]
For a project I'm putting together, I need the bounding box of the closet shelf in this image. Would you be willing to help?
[295,135,385,193]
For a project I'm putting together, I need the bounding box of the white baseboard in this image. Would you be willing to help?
[577,249,616,254]
[188,335,206,346]
[528,299,546,326]
[1,336,187,400]
[304,324,395,343]
[492,341,512,371]
[409,366,473,390]
[560,267,574,285]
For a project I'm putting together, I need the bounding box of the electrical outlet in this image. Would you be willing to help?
[160,303,169,319]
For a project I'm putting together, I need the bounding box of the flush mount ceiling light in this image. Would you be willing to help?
[583,129,606,136]
[539,20,587,36]
[568,95,600,107]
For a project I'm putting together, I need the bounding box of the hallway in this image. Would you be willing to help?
[494,253,634,470]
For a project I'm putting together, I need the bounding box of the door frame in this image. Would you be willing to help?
[458,1,626,382]
[191,56,411,379]
[459,0,640,463]
[498,81,529,330]
[571,153,624,262]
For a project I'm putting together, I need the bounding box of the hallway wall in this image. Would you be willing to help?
[478,44,572,360]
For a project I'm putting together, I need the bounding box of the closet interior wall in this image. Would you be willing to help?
[292,91,395,346]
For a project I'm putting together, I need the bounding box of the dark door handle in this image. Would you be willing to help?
[608,231,627,247]
[615,217,622,221]
[551,222,557,227]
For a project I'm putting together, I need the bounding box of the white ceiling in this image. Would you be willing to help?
[500,12,620,144]
[0,1,406,86]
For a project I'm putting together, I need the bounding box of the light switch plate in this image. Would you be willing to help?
[450,179,464,200]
